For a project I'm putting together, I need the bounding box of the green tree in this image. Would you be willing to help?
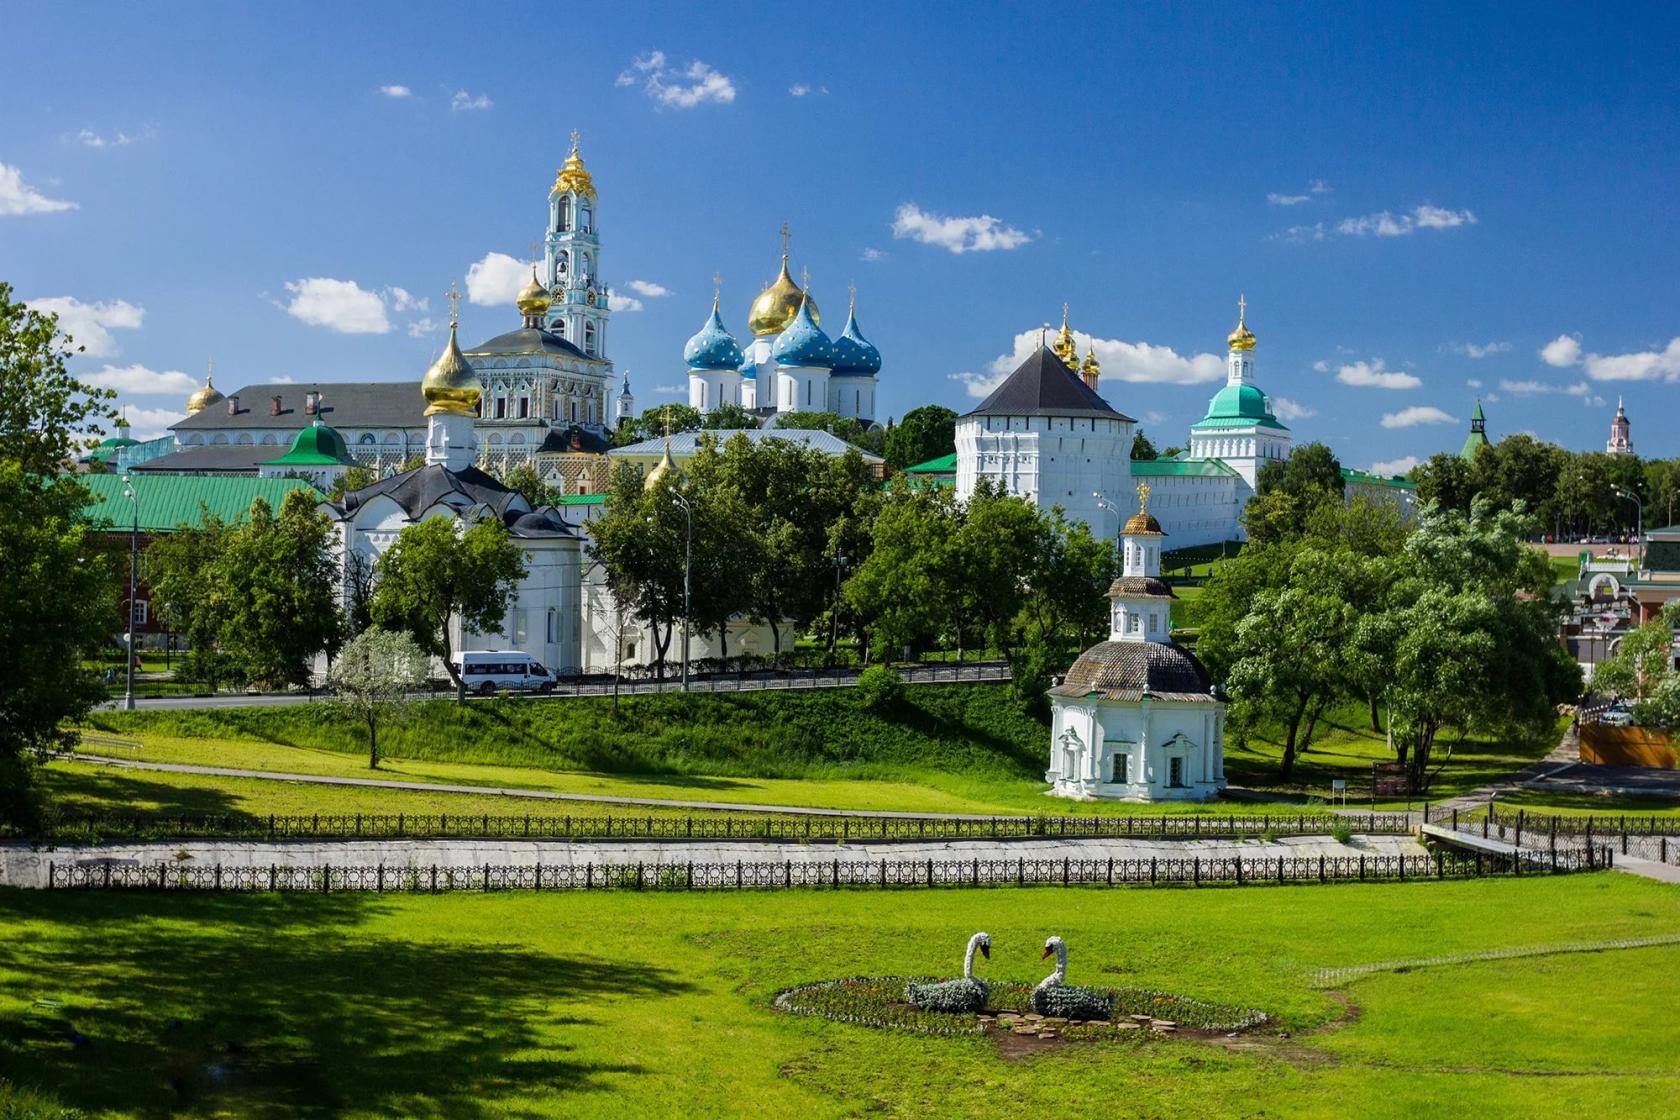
[329,463,378,502]
[632,404,702,442]
[1025,511,1118,653]
[882,405,956,471]
[500,462,549,508]
[370,517,528,701]
[957,481,1052,667]
[588,463,688,676]
[1412,453,1476,514]
[701,402,760,430]
[1130,430,1159,460]
[145,508,236,690]
[0,284,121,825]
[845,486,962,660]
[326,627,430,768]
[1591,601,1680,704]
[215,490,343,687]
[1470,433,1565,530]
[1244,443,1346,545]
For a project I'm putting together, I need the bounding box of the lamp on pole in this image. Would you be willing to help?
[1093,492,1122,557]
[120,473,139,711]
[670,488,694,693]
[1612,485,1644,575]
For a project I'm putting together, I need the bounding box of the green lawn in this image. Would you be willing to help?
[2,874,1676,1117]
[1491,787,1680,819]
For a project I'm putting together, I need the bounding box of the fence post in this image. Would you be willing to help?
[484,866,491,892]
[1452,808,1458,832]
[355,813,362,836]
[737,860,743,889]
[48,862,54,889]
[587,864,593,889]
[927,858,934,887]
[1063,858,1070,886]
[1663,836,1669,864]
[1483,813,1489,840]
[1585,817,1593,850]
[1319,855,1326,884]
[431,864,438,893]
[1516,810,1524,848]
[1018,858,1024,886]
[1622,829,1629,856]
[270,863,277,891]
[1107,857,1114,886]
[1359,855,1365,881]
[1236,856,1243,886]
[1193,857,1200,886]
[974,858,981,887]
[1151,857,1158,884]
[687,861,694,890]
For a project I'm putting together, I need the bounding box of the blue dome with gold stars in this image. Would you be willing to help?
[771,295,833,368]
[737,347,756,379]
[683,305,744,370]
[829,305,882,377]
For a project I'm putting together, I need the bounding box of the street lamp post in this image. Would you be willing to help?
[120,473,139,711]
[1093,492,1122,557]
[670,489,693,693]
[1613,486,1644,575]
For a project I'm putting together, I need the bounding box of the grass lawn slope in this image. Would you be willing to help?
[2,874,1677,1117]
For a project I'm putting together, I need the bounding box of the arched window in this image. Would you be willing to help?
[584,322,596,355]
[359,432,376,445]
[494,397,507,419]
[510,432,525,445]
[580,202,593,231]
[557,197,570,231]
[557,249,568,276]
[580,253,592,279]
[261,433,277,445]
[553,318,565,339]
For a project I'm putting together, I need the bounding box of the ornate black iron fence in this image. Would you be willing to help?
[29,810,1419,844]
[48,845,1611,893]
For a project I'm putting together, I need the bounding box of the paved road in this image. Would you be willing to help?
[97,663,1012,711]
[2,833,1423,890]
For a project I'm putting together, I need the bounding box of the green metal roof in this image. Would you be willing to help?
[1131,458,1240,479]
[1460,430,1490,461]
[1340,467,1418,491]
[904,452,957,474]
[72,473,319,533]
[556,492,607,506]
[259,420,355,467]
[1191,383,1288,431]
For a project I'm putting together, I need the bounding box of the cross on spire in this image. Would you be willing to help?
[779,221,791,258]
[569,128,581,152]
[848,280,857,311]
[1136,480,1151,515]
[446,281,461,326]
[1237,293,1247,324]
[800,266,810,290]
[712,272,722,310]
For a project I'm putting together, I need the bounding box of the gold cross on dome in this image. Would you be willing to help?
[570,128,581,150]
[530,240,543,260]
[800,266,810,290]
[1136,480,1151,515]
[779,221,791,257]
[447,281,462,325]
[712,272,723,309]
[206,356,214,378]
[1238,293,1247,323]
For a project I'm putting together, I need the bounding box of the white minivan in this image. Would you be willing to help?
[452,650,556,696]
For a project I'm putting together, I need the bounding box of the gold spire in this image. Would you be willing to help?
[1052,302,1077,366]
[551,129,597,198]
[644,421,678,490]
[186,356,225,413]
[516,262,552,317]
[422,281,482,417]
[1081,341,1101,375]
[748,224,819,335]
[1227,293,1256,351]
[1123,480,1165,536]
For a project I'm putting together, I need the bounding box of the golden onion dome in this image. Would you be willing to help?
[1081,343,1101,377]
[1228,295,1256,352]
[421,321,481,417]
[748,255,819,337]
[1051,304,1077,366]
[551,131,597,199]
[644,436,679,491]
[186,370,225,414]
[516,266,552,317]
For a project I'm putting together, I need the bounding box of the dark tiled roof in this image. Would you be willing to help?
[1107,576,1176,599]
[172,383,425,431]
[1050,640,1215,702]
[964,346,1135,422]
[337,463,577,540]
[537,424,612,455]
[465,327,592,360]
[131,446,273,473]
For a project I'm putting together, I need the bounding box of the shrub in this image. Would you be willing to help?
[855,664,905,713]
[1332,822,1353,845]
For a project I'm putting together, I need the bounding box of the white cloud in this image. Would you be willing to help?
[861,247,888,262]
[1337,211,1415,237]
[892,202,1033,254]
[617,52,736,109]
[464,252,532,306]
[1583,338,1680,382]
[1369,455,1421,477]
[378,85,412,98]
[1540,334,1582,367]
[624,280,670,298]
[67,126,153,148]
[1142,410,1169,425]
[1380,405,1455,428]
[1272,396,1316,421]
[1267,193,1311,206]
[611,294,645,312]
[25,296,145,358]
[1310,179,1331,195]
[384,286,427,312]
[1274,222,1327,243]
[1445,340,1510,358]
[0,162,77,215]
[450,89,493,112]
[1564,382,1593,397]
[407,317,439,338]
[652,383,686,394]
[788,83,828,97]
[282,278,391,334]
[1332,359,1421,390]
[952,327,1223,398]
[1286,203,1476,241]
[84,364,198,396]
[1466,378,1483,388]
[1413,204,1475,230]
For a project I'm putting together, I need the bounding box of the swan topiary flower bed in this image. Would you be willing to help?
[773,976,1268,1037]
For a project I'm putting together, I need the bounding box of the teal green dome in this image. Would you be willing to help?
[1195,383,1287,430]
[261,419,356,466]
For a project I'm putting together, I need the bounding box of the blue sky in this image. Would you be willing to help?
[4,1,1678,472]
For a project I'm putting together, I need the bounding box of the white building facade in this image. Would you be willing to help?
[1046,494,1226,802]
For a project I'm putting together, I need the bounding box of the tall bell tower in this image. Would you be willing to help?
[545,130,611,362]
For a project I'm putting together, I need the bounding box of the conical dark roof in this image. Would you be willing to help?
[964,345,1134,421]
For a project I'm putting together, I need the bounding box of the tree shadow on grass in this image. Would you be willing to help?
[41,766,247,818]
[0,891,684,1118]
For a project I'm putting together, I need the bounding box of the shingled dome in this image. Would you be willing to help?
[1049,640,1216,703]
[964,345,1135,421]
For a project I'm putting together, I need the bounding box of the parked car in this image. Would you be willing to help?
[450,650,556,696]
[1599,703,1635,727]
